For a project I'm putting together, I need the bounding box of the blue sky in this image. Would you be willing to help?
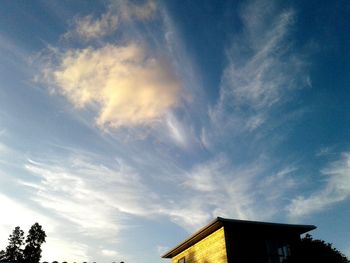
[0,0,349,262]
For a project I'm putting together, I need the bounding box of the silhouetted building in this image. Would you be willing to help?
[162,217,316,263]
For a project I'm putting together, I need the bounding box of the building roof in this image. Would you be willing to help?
[161,217,316,258]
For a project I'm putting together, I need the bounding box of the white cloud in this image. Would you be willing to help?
[0,142,10,156]
[42,43,181,129]
[183,158,223,192]
[316,146,334,157]
[287,153,350,218]
[101,249,119,257]
[3,143,298,260]
[157,7,207,149]
[258,166,297,202]
[160,203,213,231]
[68,11,119,40]
[24,156,159,224]
[16,154,165,261]
[118,0,157,21]
[42,238,89,263]
[156,245,169,256]
[221,8,296,108]
[209,0,309,141]
[65,0,156,41]
[160,112,200,149]
[169,156,298,231]
[165,113,188,147]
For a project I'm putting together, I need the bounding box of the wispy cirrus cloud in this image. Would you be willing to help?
[66,11,119,41]
[209,0,309,141]
[15,149,297,238]
[287,153,350,218]
[18,154,161,261]
[23,156,158,227]
[117,0,157,21]
[65,0,156,41]
[175,155,298,230]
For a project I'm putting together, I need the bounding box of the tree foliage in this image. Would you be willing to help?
[4,226,25,262]
[285,234,349,263]
[23,223,47,263]
[0,223,46,263]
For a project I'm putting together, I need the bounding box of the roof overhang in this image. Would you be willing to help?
[161,217,316,258]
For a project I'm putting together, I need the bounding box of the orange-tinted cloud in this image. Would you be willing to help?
[46,43,181,128]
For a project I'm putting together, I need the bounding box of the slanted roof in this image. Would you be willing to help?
[161,217,316,258]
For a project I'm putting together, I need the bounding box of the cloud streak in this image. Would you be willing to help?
[117,0,157,22]
[172,155,298,230]
[287,153,350,218]
[24,156,158,225]
[17,154,163,261]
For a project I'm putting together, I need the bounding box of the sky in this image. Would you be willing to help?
[0,0,349,262]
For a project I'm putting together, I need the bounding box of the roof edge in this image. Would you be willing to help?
[161,217,316,258]
[161,217,223,258]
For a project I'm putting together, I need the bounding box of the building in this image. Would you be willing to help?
[162,217,316,263]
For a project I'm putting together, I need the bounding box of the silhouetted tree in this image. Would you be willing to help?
[4,226,25,262]
[23,223,46,263]
[0,250,5,260]
[0,223,46,263]
[285,234,349,263]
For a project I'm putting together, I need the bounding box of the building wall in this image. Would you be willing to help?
[172,227,228,263]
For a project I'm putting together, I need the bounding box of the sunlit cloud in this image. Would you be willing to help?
[287,153,350,218]
[64,0,157,41]
[38,0,182,132]
[42,43,181,129]
[67,11,119,41]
